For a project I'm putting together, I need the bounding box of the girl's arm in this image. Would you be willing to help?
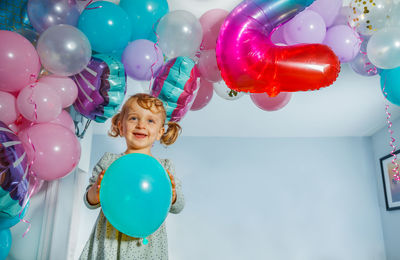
[164,159,185,214]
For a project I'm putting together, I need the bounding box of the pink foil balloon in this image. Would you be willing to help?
[190,77,214,111]
[18,123,81,181]
[250,92,292,111]
[0,91,19,125]
[283,10,326,45]
[49,110,75,133]
[16,82,62,123]
[197,49,222,82]
[199,9,229,50]
[39,75,78,108]
[0,30,41,93]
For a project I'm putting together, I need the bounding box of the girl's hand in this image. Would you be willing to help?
[87,170,105,205]
[166,170,177,204]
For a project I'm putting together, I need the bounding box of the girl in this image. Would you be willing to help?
[80,93,185,260]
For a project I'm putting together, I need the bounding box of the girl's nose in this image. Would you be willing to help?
[136,119,146,128]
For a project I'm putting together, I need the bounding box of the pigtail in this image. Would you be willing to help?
[108,112,121,137]
[161,121,182,145]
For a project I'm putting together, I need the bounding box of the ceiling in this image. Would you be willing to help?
[91,0,400,137]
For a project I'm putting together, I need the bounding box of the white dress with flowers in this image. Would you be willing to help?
[79,152,184,260]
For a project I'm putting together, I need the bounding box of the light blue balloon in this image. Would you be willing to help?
[78,1,132,54]
[0,201,29,230]
[100,153,172,238]
[380,67,400,106]
[0,229,12,260]
[120,0,169,42]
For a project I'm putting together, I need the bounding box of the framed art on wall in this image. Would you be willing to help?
[380,150,400,210]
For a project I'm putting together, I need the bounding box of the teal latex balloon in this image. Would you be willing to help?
[120,0,169,42]
[0,229,12,260]
[78,1,132,54]
[0,201,29,230]
[100,153,172,238]
[380,67,400,106]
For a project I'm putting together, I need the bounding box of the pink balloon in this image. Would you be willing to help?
[0,91,19,124]
[308,0,342,27]
[283,10,326,45]
[17,82,62,123]
[49,110,75,133]
[39,75,78,108]
[18,123,81,181]
[197,49,222,82]
[250,92,292,111]
[0,30,41,93]
[199,9,229,50]
[190,77,214,111]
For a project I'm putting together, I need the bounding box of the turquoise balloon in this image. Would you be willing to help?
[120,0,169,42]
[100,153,172,238]
[0,229,11,260]
[380,67,400,106]
[0,201,29,230]
[78,1,132,54]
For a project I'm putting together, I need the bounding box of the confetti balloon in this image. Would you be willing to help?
[216,0,340,96]
[73,54,127,123]
[151,57,199,122]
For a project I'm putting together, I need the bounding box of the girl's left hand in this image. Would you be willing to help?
[166,170,176,204]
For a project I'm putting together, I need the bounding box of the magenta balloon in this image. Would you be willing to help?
[308,0,342,27]
[18,123,81,181]
[0,91,19,125]
[283,10,326,45]
[190,77,214,111]
[199,9,229,50]
[49,110,75,132]
[121,39,164,81]
[197,49,222,82]
[323,25,361,62]
[250,92,292,111]
[39,75,78,108]
[0,30,41,93]
[17,82,62,123]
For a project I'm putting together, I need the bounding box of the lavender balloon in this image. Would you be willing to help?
[72,54,127,123]
[27,0,80,33]
[0,122,28,219]
[307,0,342,27]
[323,25,360,62]
[349,36,379,76]
[122,40,164,81]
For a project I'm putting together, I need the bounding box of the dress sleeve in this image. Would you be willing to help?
[83,152,113,209]
[163,159,185,214]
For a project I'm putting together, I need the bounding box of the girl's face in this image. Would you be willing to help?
[118,100,165,155]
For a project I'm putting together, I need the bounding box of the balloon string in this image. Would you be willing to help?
[84,0,102,10]
[382,75,400,182]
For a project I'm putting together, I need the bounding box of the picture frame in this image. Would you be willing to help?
[380,150,400,210]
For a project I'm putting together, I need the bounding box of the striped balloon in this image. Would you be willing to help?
[0,121,28,219]
[151,56,199,122]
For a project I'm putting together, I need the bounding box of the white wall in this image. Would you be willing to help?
[76,134,386,260]
[372,117,400,260]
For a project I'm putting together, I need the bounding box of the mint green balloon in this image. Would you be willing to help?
[120,0,169,42]
[100,153,172,238]
[78,1,132,54]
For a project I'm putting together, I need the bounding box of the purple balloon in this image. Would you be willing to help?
[308,0,343,27]
[283,10,326,45]
[0,122,28,218]
[122,39,164,81]
[27,0,80,33]
[323,25,361,62]
[72,54,127,123]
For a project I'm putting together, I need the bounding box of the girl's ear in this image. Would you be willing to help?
[156,126,165,141]
[117,120,124,137]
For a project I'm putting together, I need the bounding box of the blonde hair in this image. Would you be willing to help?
[108,93,181,146]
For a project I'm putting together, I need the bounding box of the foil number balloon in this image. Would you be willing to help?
[216,0,340,96]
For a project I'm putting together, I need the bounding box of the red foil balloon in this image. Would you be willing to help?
[216,0,340,96]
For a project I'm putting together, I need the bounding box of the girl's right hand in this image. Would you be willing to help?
[87,170,105,205]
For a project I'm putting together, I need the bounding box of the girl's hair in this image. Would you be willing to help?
[108,93,181,146]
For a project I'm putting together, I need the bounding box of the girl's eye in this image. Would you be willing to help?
[130,117,137,121]
[148,119,155,123]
